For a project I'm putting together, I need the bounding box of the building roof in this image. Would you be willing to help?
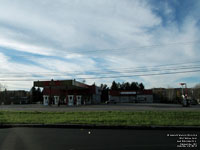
[34,80,89,89]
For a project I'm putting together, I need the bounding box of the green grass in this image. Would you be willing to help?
[0,111,200,126]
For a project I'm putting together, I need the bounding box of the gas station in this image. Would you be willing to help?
[34,79,101,106]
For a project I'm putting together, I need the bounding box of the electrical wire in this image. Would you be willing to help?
[1,69,200,81]
[1,60,200,76]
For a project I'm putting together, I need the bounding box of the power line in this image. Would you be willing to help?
[76,69,200,80]
[1,69,200,81]
[60,41,200,54]
[1,60,200,76]
[1,65,200,78]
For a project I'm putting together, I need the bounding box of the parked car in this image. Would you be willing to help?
[190,98,198,105]
[105,100,117,104]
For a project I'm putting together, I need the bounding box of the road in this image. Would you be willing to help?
[0,103,200,112]
[0,128,199,150]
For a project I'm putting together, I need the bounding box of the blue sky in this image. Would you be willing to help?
[0,0,200,90]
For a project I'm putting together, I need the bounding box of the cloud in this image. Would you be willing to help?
[0,0,199,89]
[0,0,161,55]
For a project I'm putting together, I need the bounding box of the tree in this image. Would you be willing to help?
[0,83,7,104]
[100,84,108,90]
[110,81,145,91]
[36,88,43,102]
[0,83,6,91]
[30,86,37,103]
[31,87,43,103]
[0,83,2,92]
[111,81,119,90]
[100,84,109,102]
[92,82,96,86]
[139,83,145,90]
[130,82,139,91]
[124,82,131,90]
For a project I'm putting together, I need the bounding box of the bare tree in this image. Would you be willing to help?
[0,83,3,91]
[0,83,7,91]
[0,83,7,104]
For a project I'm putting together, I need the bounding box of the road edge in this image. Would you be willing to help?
[0,124,200,130]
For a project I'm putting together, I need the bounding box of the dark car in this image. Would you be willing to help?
[105,100,117,104]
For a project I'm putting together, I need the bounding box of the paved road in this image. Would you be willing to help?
[0,103,200,112]
[0,128,199,150]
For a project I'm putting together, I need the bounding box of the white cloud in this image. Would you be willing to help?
[0,0,161,55]
[0,0,199,89]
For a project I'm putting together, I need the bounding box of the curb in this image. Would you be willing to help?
[0,124,200,130]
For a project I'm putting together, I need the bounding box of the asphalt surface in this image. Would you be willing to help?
[0,104,199,149]
[0,103,200,112]
[0,128,199,150]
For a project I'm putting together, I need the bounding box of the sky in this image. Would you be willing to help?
[0,0,200,90]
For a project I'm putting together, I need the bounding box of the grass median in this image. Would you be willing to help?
[0,111,200,126]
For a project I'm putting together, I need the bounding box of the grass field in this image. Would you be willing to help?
[0,110,200,126]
